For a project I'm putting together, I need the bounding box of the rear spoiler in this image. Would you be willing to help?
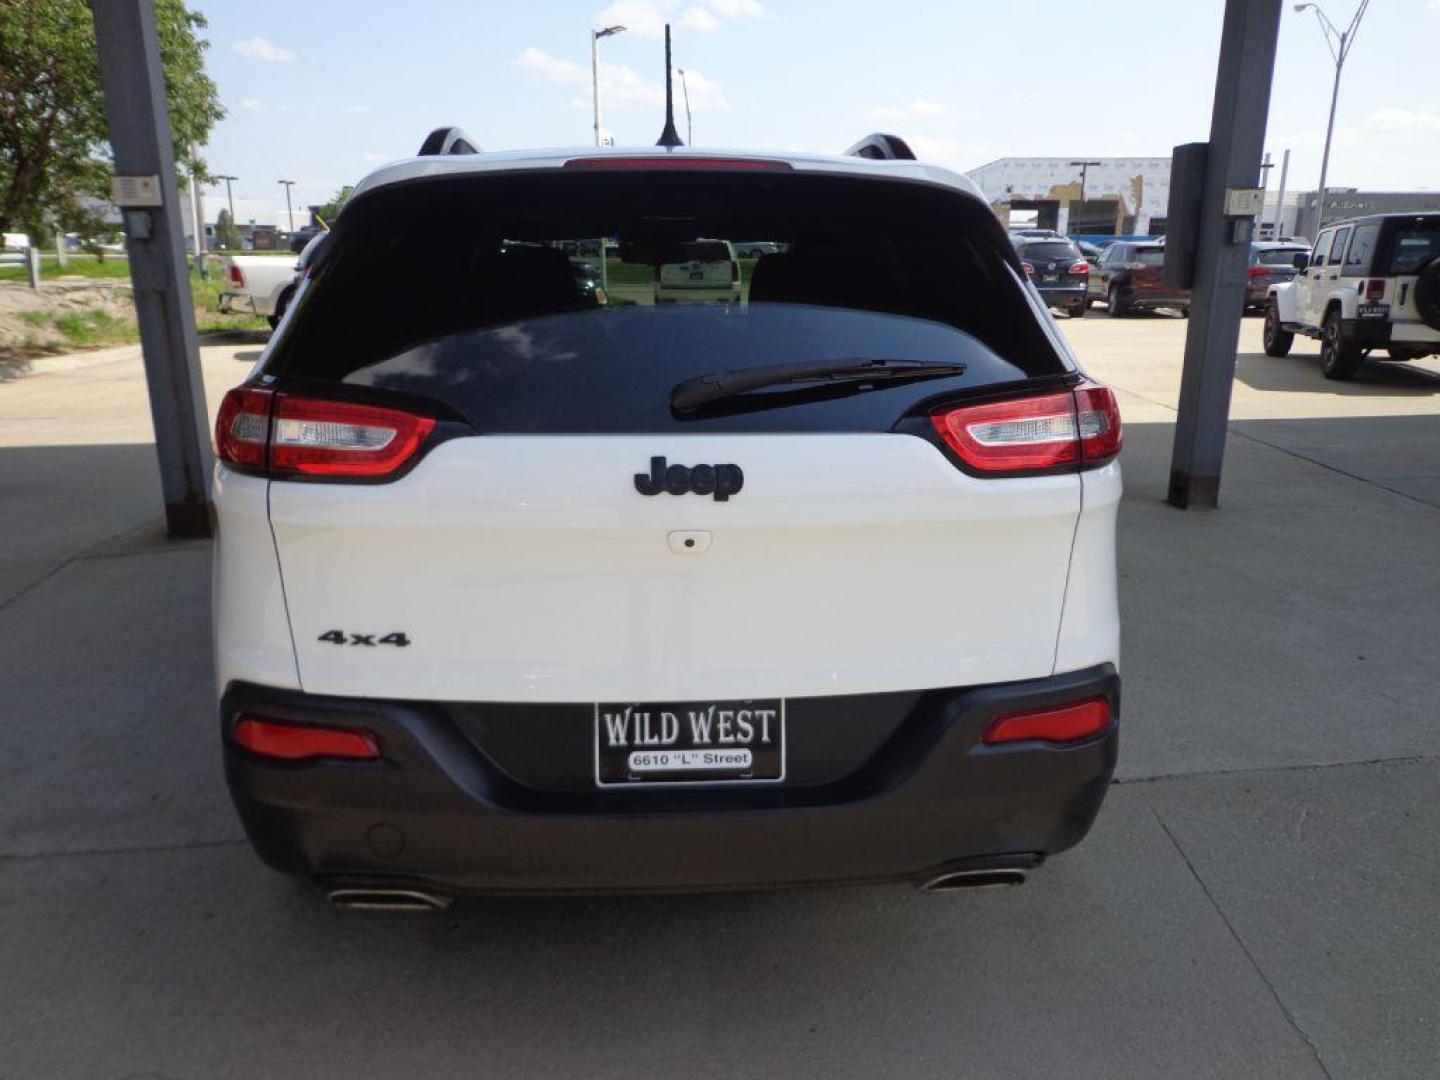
[418,127,480,156]
[843,133,916,161]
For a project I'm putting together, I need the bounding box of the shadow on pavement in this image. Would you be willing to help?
[1234,349,1440,395]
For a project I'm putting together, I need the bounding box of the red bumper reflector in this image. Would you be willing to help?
[233,715,381,760]
[983,698,1112,745]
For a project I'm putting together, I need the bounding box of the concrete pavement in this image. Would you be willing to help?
[2,318,1438,1077]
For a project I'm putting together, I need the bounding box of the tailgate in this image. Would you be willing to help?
[270,435,1079,701]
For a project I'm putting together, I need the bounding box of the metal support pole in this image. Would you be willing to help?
[188,141,206,279]
[591,31,602,147]
[25,244,41,289]
[90,0,213,537]
[1167,0,1282,510]
[1273,148,1290,237]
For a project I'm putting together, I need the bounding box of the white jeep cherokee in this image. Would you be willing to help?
[1263,212,1440,380]
[211,140,1123,904]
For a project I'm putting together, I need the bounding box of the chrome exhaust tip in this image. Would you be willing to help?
[326,887,452,912]
[919,867,1028,893]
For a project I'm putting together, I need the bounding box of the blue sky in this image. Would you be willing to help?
[193,0,1440,212]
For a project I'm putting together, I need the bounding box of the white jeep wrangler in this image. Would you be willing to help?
[1263,212,1440,380]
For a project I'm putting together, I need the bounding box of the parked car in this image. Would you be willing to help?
[733,240,779,258]
[569,257,607,305]
[654,238,741,304]
[1263,212,1440,379]
[1075,240,1105,262]
[1089,241,1191,316]
[1245,241,1311,312]
[288,226,323,253]
[1014,236,1089,318]
[211,139,1123,903]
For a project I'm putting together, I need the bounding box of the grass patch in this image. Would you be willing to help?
[20,311,49,326]
[50,308,137,346]
[0,254,134,283]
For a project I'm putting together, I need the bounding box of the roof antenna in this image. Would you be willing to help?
[655,24,684,148]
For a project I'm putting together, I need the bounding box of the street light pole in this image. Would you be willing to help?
[1294,1,1369,229]
[1068,160,1101,233]
[216,174,237,220]
[677,67,693,145]
[591,24,627,146]
[278,179,296,234]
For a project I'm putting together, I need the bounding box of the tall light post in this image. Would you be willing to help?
[278,179,296,234]
[1068,160,1101,233]
[676,67,693,145]
[216,174,237,219]
[591,24,627,146]
[1294,1,1369,229]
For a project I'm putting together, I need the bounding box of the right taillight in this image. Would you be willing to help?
[214,387,437,480]
[930,383,1122,475]
[1248,265,1271,280]
[228,263,245,287]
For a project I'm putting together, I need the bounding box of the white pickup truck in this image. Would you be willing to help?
[1263,212,1440,380]
[218,234,329,328]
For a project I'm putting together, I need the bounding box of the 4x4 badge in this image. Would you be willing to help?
[635,456,744,501]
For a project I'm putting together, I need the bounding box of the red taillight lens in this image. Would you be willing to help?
[930,384,1122,474]
[228,263,245,287]
[215,388,437,479]
[1068,260,1090,275]
[983,697,1112,745]
[1248,265,1271,280]
[270,396,436,476]
[1021,260,1035,275]
[1365,278,1386,301]
[214,387,273,469]
[233,714,380,760]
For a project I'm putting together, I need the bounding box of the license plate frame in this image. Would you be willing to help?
[593,699,786,788]
[1356,302,1389,319]
[1041,273,1060,283]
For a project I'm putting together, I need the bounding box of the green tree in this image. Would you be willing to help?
[214,207,240,250]
[0,0,224,236]
[314,185,353,228]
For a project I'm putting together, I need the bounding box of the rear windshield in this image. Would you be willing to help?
[1386,221,1440,275]
[1134,247,1165,266]
[268,170,1067,434]
[1256,247,1307,266]
[1018,241,1079,260]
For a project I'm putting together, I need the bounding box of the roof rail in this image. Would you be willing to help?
[418,127,480,156]
[844,133,916,161]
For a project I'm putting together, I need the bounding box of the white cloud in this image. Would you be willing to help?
[680,6,721,31]
[866,98,951,121]
[1365,105,1440,134]
[515,46,587,83]
[239,98,266,113]
[703,0,766,17]
[595,0,669,38]
[593,0,766,39]
[516,46,729,113]
[233,36,296,63]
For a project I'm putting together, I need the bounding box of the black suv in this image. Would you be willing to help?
[1014,236,1089,318]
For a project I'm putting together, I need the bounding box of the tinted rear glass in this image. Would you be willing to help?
[1134,247,1165,266]
[1018,241,1079,260]
[268,170,1067,434]
[1256,247,1307,266]
[1387,220,1440,274]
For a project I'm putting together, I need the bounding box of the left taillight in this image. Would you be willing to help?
[1068,260,1090,275]
[214,388,437,479]
[215,387,273,471]
[930,383,1122,475]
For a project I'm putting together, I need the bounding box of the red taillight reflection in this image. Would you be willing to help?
[234,715,380,760]
[228,263,245,287]
[1068,260,1090,275]
[1021,260,1035,276]
[930,384,1122,475]
[984,698,1112,745]
[1248,265,1272,280]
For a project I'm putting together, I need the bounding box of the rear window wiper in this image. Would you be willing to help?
[670,358,967,413]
